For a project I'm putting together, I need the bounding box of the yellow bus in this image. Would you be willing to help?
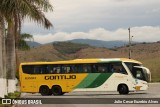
[19,58,151,95]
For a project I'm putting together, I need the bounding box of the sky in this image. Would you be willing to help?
[22,0,160,44]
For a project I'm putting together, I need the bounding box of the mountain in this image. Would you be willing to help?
[26,41,41,48]
[67,39,128,48]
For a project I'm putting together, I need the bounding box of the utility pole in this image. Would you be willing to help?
[128,27,131,59]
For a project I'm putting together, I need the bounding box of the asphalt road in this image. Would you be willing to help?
[16,83,160,107]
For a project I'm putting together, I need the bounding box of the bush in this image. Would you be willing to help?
[53,42,89,54]
[0,92,21,107]
[109,48,118,51]
[5,91,21,99]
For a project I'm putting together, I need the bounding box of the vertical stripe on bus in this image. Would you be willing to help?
[75,73,113,88]
[86,73,112,88]
[75,73,100,88]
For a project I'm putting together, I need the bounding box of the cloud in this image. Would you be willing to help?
[33,26,160,44]
[22,0,160,34]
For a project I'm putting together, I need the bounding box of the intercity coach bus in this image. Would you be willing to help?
[19,58,151,95]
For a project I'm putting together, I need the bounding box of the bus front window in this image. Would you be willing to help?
[134,67,145,80]
[134,66,151,82]
[124,62,151,82]
[124,62,141,78]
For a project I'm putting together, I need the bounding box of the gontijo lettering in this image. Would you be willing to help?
[45,75,76,80]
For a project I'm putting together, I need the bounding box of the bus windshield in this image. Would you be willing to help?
[124,62,151,82]
[133,66,151,82]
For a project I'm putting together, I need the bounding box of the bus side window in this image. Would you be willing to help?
[109,62,127,74]
[34,66,40,74]
[49,65,61,74]
[22,65,34,74]
[91,64,98,73]
[61,65,72,73]
[57,65,61,74]
[83,64,91,73]
[53,68,58,74]
[98,66,105,73]
[97,63,108,73]
[75,64,83,73]
[40,66,45,74]
[72,64,79,73]
[69,64,91,73]
[40,66,44,74]
[56,66,61,74]
[69,65,75,73]
[67,66,72,73]
[41,65,50,74]
[50,65,56,74]
[45,65,50,74]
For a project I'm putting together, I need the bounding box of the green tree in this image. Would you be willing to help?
[16,33,34,79]
[18,33,33,50]
[0,0,53,95]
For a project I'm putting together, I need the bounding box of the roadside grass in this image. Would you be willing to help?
[0,91,21,107]
[140,57,160,82]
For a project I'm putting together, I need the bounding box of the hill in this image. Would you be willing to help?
[55,39,129,48]
[18,41,160,82]
[53,42,90,54]
[26,41,41,48]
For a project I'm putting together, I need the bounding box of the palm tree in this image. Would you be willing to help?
[0,13,4,98]
[0,12,8,98]
[2,28,7,96]
[16,33,34,80]
[18,33,33,50]
[0,12,7,98]
[0,0,53,94]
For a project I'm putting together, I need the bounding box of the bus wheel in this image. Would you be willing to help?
[52,85,62,96]
[118,84,129,95]
[39,86,52,96]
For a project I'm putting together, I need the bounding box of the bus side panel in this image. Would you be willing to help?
[73,73,114,92]
[20,74,36,93]
[66,73,88,92]
[32,74,88,93]
[110,73,131,91]
[73,73,132,92]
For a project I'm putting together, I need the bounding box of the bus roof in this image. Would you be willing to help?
[20,58,142,65]
[120,58,142,65]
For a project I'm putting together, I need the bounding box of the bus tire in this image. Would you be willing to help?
[118,84,129,95]
[39,86,52,96]
[52,85,62,96]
